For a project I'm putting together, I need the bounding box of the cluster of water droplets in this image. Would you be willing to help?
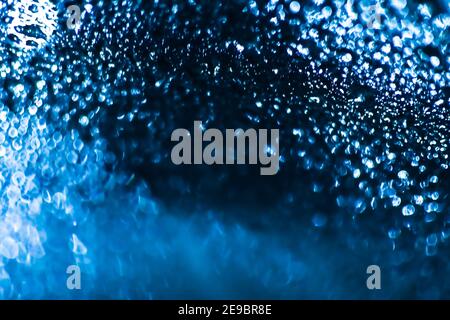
[292,0,447,252]
[0,0,120,297]
[235,0,450,296]
[0,0,448,298]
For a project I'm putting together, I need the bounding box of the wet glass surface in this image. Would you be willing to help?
[0,0,448,299]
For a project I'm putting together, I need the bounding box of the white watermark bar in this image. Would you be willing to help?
[171,121,280,176]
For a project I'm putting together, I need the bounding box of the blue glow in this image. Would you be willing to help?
[0,0,448,299]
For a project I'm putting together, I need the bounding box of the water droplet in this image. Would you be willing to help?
[0,237,18,260]
[341,53,352,63]
[402,204,415,216]
[430,56,440,67]
[289,1,301,14]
